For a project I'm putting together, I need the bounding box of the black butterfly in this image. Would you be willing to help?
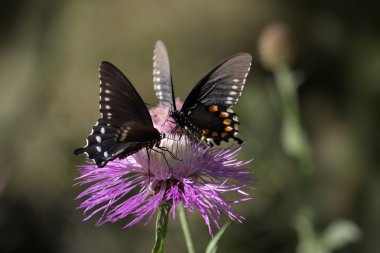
[74,61,164,167]
[153,41,252,145]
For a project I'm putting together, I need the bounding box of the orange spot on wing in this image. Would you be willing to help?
[223,119,231,125]
[220,112,229,118]
[224,126,233,132]
[208,105,219,112]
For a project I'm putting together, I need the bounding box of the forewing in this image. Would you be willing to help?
[182,53,252,110]
[74,61,158,167]
[153,41,176,110]
[99,61,153,127]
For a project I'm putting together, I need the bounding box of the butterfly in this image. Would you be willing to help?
[74,61,164,167]
[153,41,252,145]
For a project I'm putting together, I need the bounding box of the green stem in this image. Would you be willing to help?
[179,205,196,253]
[274,65,312,173]
[152,203,172,253]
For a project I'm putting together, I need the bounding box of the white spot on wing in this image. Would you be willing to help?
[105,105,111,110]
[101,127,105,134]
[96,146,101,152]
[105,97,110,101]
[156,70,160,75]
[156,77,161,82]
[105,89,111,94]
[96,136,101,143]
[232,85,238,89]
[233,79,239,83]
[104,151,108,158]
[229,91,237,95]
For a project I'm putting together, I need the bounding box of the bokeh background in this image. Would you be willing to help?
[1,0,379,252]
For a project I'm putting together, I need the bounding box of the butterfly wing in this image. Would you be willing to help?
[74,61,160,167]
[181,53,252,110]
[153,40,176,111]
[99,61,153,126]
[179,53,252,145]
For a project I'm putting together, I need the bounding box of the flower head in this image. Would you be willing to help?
[258,22,294,70]
[76,130,252,235]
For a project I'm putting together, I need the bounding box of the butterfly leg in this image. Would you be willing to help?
[161,114,175,129]
[152,148,174,173]
[157,146,182,161]
[146,148,152,183]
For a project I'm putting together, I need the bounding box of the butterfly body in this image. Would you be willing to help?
[153,41,251,145]
[75,61,163,167]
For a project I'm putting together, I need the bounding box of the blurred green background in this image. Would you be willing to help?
[0,0,379,252]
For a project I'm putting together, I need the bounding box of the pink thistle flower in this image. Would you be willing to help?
[75,105,253,235]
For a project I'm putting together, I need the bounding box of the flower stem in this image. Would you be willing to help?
[179,205,196,253]
[274,65,312,173]
[152,202,172,253]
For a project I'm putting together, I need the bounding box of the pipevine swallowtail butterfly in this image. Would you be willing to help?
[74,61,164,167]
[153,41,252,145]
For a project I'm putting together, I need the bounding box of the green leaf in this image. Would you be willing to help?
[321,220,361,251]
[205,223,230,253]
